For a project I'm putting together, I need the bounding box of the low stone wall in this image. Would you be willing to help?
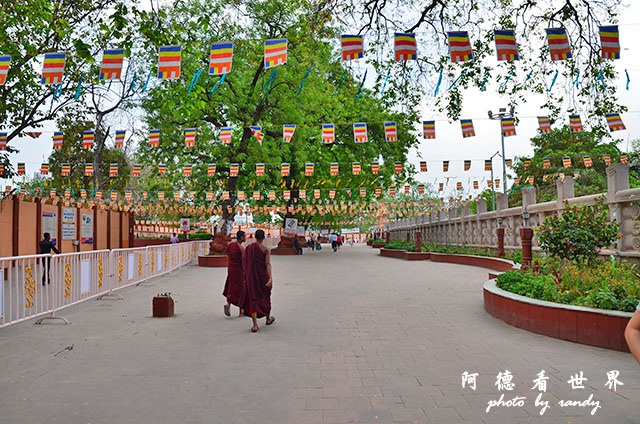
[484,279,633,352]
[428,253,514,272]
[379,248,431,261]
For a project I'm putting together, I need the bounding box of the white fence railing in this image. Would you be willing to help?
[0,241,210,328]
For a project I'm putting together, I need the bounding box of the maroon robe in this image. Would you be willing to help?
[241,243,271,318]
[222,242,244,306]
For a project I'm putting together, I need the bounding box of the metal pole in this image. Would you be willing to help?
[500,130,507,193]
[490,166,496,211]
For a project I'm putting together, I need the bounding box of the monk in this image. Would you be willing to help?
[223,230,246,317]
[241,229,275,332]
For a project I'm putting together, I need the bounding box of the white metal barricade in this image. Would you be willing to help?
[110,247,149,289]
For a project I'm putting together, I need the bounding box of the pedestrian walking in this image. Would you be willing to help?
[330,233,338,252]
[241,229,275,332]
[170,233,179,244]
[223,230,246,317]
[39,232,60,285]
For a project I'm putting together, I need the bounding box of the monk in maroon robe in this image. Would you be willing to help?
[223,230,246,317]
[241,229,275,332]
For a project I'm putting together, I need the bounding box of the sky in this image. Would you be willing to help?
[3,1,640,200]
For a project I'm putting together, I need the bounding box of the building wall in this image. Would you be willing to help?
[0,198,14,258]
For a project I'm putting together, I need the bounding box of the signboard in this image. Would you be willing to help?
[180,218,190,231]
[284,218,298,237]
[341,228,360,234]
[81,214,93,244]
[62,208,76,240]
[42,211,57,245]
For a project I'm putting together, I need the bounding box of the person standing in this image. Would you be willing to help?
[223,230,246,317]
[39,232,60,285]
[330,233,338,252]
[170,233,179,244]
[293,237,303,255]
[241,229,275,332]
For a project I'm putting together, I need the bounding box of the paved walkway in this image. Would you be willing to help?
[0,245,638,424]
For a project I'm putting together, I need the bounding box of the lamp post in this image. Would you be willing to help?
[488,107,514,193]
[488,151,500,211]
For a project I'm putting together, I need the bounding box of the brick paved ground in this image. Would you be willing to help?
[0,244,638,424]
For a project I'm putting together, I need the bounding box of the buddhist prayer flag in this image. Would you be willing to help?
[456,182,463,191]
[158,164,167,175]
[546,28,572,61]
[620,154,628,164]
[41,52,66,84]
[439,183,444,192]
[328,189,335,199]
[501,117,516,137]
[132,164,142,177]
[322,124,335,144]
[383,121,397,142]
[149,129,160,147]
[487,180,493,188]
[537,116,551,133]
[330,163,339,176]
[418,184,425,195]
[495,179,500,189]
[523,159,531,170]
[0,133,6,151]
[464,160,471,171]
[209,41,233,75]
[142,191,148,199]
[562,156,572,168]
[0,55,11,85]
[82,131,94,149]
[109,163,118,177]
[573,171,580,179]
[184,128,196,147]
[390,187,397,196]
[599,25,620,59]
[158,191,164,201]
[100,48,124,80]
[80,189,87,199]
[84,164,93,176]
[173,192,181,201]
[268,191,276,201]
[394,33,417,61]
[543,157,551,169]
[583,155,593,167]
[448,31,473,62]
[528,176,534,185]
[461,119,475,138]
[394,162,402,174]
[605,113,626,132]
[53,132,64,149]
[514,178,520,187]
[115,130,125,148]
[207,164,216,176]
[569,115,583,133]
[219,127,232,144]
[281,163,290,177]
[494,29,519,61]
[255,163,265,176]
[251,191,260,200]
[238,191,247,200]
[353,123,368,143]
[183,164,192,176]
[110,191,118,201]
[420,161,427,172]
[423,121,435,139]
[17,163,25,175]
[341,35,364,61]
[403,185,410,195]
[371,161,379,175]
[473,180,479,189]
[305,163,314,176]
[299,189,306,199]
[50,188,57,197]
[505,159,513,168]
[314,189,321,199]
[603,154,611,165]
[229,163,239,177]
[352,162,361,175]
[125,191,132,202]
[65,188,71,199]
[250,126,264,144]
[222,191,229,200]
[264,39,287,68]
[375,187,382,197]
[61,164,71,176]
[158,45,181,79]
[443,161,449,172]
[360,187,366,197]
[283,124,296,143]
[40,163,49,175]
[484,159,492,171]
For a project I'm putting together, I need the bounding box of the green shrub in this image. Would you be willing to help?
[188,232,213,240]
[384,240,415,250]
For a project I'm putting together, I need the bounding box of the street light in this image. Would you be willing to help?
[488,150,501,211]
[488,107,514,193]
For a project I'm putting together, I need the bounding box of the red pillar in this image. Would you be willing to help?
[406,231,410,242]
[520,228,533,270]
[496,228,505,258]
[12,196,19,256]
[415,231,422,252]
[386,232,390,245]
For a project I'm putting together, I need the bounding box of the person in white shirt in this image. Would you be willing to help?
[330,233,338,252]
[170,233,179,244]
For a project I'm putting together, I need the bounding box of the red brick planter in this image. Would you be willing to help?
[371,242,385,248]
[366,241,373,246]
[428,252,514,272]
[379,248,430,261]
[484,280,633,352]
[270,248,297,255]
[198,255,228,267]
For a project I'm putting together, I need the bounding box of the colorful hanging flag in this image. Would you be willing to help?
[124,190,132,202]
[599,25,620,60]
[528,176,534,185]
[543,157,551,169]
[330,163,339,176]
[80,189,87,199]
[184,128,196,147]
[256,163,265,176]
[569,115,583,133]
[583,155,593,167]
[115,130,125,148]
[0,55,11,85]
[17,163,25,175]
[158,45,181,79]
[50,188,57,198]
[375,187,382,197]
[82,131,94,149]
[64,188,71,199]
[109,191,117,201]
[251,191,260,201]
[221,191,229,200]
[423,121,435,139]
[605,113,626,132]
[487,180,493,188]
[149,129,160,147]
[328,189,335,199]
[209,41,233,75]
[620,154,628,164]
[371,162,379,175]
[305,163,314,176]
[389,186,396,196]
[473,180,479,189]
[383,121,397,142]
[603,154,611,165]
[341,35,364,61]
[84,164,93,176]
[238,191,247,200]
[443,161,449,172]
[352,162,361,175]
[314,189,321,199]
[505,159,513,168]
[448,31,473,62]
[299,189,306,199]
[40,163,49,175]
[460,119,475,138]
[562,156,572,168]
[464,160,471,171]
[132,164,142,177]
[41,52,66,84]
[537,116,551,133]
[99,48,124,80]
[456,182,463,191]
[61,164,71,176]
[207,164,216,176]
[322,124,335,144]
[484,160,492,171]
[265,190,274,201]
[394,33,417,61]
[109,163,118,177]
[229,163,239,177]
[546,28,572,61]
[157,191,164,201]
[0,133,7,151]
[420,161,427,172]
[360,187,366,197]
[418,184,425,195]
[523,159,531,170]
[514,178,520,187]
[53,131,64,149]
[24,132,41,138]
[438,183,444,192]
[158,164,167,175]
[494,29,519,61]
[281,163,290,177]
[495,179,500,189]
[353,123,368,143]
[394,162,402,174]
[173,192,181,201]
[283,124,296,143]
[403,185,409,195]
[183,164,193,177]
[142,191,148,200]
[264,39,287,68]
[501,117,516,137]
[214,127,231,145]
[250,126,264,144]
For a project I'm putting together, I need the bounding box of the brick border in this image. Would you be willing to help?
[379,248,430,260]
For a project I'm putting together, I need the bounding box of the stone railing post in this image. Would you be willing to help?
[556,176,575,207]
[606,163,630,252]
[477,198,487,214]
[496,227,505,258]
[496,193,508,211]
[520,227,533,269]
[416,231,422,252]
